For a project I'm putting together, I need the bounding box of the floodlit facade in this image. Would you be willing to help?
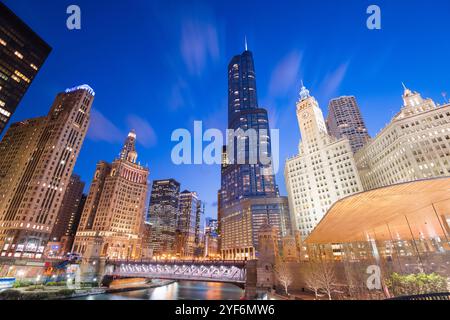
[73,131,149,261]
[0,2,52,134]
[0,85,94,259]
[326,96,370,153]
[355,86,450,190]
[285,84,363,238]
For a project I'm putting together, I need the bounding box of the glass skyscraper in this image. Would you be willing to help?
[220,49,277,208]
[219,48,287,260]
[0,2,52,134]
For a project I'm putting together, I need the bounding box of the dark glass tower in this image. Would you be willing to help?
[0,3,52,134]
[148,179,180,255]
[220,49,277,209]
[218,48,286,260]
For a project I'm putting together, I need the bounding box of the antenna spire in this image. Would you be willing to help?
[244,36,248,51]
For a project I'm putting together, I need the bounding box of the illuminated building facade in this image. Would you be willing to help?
[0,85,94,259]
[73,131,150,261]
[285,84,363,238]
[355,86,450,190]
[177,190,203,257]
[326,96,370,153]
[219,47,286,260]
[148,178,180,256]
[0,2,51,134]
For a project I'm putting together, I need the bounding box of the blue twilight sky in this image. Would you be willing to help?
[2,0,450,220]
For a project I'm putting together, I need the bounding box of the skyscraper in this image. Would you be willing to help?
[219,46,287,260]
[0,84,94,259]
[284,84,363,238]
[355,85,450,190]
[326,96,370,153]
[220,49,277,207]
[0,3,52,134]
[73,131,150,262]
[47,174,85,257]
[148,178,180,256]
[176,190,203,257]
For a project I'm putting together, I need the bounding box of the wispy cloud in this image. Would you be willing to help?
[87,109,123,144]
[318,62,350,99]
[169,77,193,111]
[268,51,303,97]
[180,19,220,76]
[87,110,157,148]
[126,114,157,148]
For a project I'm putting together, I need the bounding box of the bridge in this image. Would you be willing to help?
[104,260,251,288]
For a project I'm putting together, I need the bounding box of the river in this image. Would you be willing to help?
[72,281,248,300]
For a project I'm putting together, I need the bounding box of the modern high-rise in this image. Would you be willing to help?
[0,84,94,259]
[326,96,370,153]
[47,174,85,257]
[73,131,150,261]
[0,2,52,134]
[148,178,180,256]
[219,47,287,260]
[176,190,203,257]
[355,85,450,190]
[284,84,363,238]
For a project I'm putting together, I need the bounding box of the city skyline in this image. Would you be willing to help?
[2,0,450,220]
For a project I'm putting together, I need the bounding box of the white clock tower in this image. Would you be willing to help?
[285,84,363,238]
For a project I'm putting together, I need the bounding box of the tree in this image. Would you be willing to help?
[304,266,322,299]
[304,260,340,300]
[316,261,339,300]
[274,260,293,296]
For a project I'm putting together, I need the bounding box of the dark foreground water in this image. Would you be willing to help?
[72,281,245,300]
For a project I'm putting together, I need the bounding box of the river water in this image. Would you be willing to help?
[72,281,246,300]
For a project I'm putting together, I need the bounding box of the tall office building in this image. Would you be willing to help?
[220,49,277,206]
[148,178,180,256]
[176,190,203,257]
[0,3,52,134]
[219,47,287,260]
[73,131,150,261]
[284,84,363,238]
[0,84,94,258]
[355,85,450,190]
[326,96,370,153]
[47,174,85,257]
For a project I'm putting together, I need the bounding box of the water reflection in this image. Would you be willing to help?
[74,281,244,300]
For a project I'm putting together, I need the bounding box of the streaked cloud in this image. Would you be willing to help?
[180,19,220,76]
[87,109,123,144]
[318,62,350,99]
[126,114,157,148]
[268,51,303,97]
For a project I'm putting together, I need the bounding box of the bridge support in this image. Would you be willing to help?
[244,260,257,299]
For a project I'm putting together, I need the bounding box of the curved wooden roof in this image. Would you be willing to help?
[305,177,450,244]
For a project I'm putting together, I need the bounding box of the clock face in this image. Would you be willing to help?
[302,112,309,119]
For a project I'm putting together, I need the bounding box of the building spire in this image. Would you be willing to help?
[244,36,248,51]
[120,129,137,163]
[299,81,310,101]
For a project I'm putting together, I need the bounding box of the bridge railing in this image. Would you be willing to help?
[106,259,248,267]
